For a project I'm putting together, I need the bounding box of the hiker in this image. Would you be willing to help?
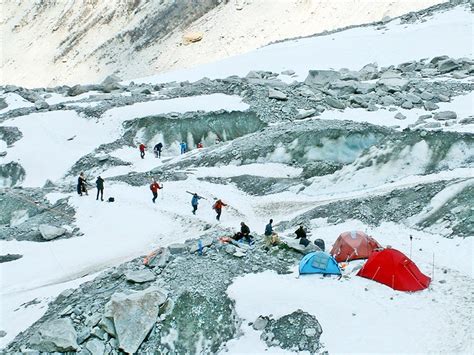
[264,219,279,246]
[139,143,146,159]
[154,142,163,158]
[197,142,203,149]
[77,172,88,196]
[180,141,187,154]
[149,179,163,203]
[212,198,227,221]
[191,193,203,215]
[233,222,253,244]
[96,176,104,201]
[295,225,310,247]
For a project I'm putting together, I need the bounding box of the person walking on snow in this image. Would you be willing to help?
[191,193,203,215]
[139,143,146,159]
[180,141,187,154]
[77,172,88,196]
[150,179,163,203]
[212,199,227,221]
[154,142,163,158]
[96,176,104,201]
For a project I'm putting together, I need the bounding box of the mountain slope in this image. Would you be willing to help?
[1,0,444,87]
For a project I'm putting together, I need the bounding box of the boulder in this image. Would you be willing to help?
[433,111,457,121]
[281,237,320,254]
[350,96,368,108]
[268,88,287,100]
[101,74,121,86]
[281,69,295,76]
[359,63,379,80]
[420,91,434,100]
[84,338,105,354]
[168,243,187,255]
[420,68,438,77]
[437,59,459,73]
[401,101,413,109]
[430,55,449,65]
[295,109,317,120]
[423,122,442,129]
[394,112,407,120]
[67,84,89,97]
[102,287,167,354]
[183,32,203,43]
[404,93,421,104]
[330,80,357,95]
[324,97,346,109]
[252,316,269,331]
[423,101,439,111]
[304,70,341,87]
[39,224,67,240]
[34,100,49,110]
[28,319,79,352]
[125,269,156,284]
[377,72,408,92]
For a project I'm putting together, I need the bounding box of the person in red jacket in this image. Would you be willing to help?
[150,179,163,203]
[139,143,146,159]
[212,198,227,221]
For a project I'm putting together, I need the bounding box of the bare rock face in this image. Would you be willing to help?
[28,318,79,352]
[101,287,167,354]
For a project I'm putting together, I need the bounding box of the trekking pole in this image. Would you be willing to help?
[409,235,413,259]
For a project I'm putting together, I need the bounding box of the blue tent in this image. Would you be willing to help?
[299,251,341,275]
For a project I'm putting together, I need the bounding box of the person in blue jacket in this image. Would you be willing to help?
[191,193,202,214]
[180,141,187,154]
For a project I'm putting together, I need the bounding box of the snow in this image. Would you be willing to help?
[226,221,474,354]
[0,93,33,114]
[133,5,473,85]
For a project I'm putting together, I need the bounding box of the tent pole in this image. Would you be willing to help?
[409,235,413,259]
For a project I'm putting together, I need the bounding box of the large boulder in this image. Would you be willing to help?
[325,97,346,109]
[268,87,287,100]
[437,59,459,74]
[304,70,341,87]
[39,224,67,240]
[102,287,167,354]
[376,71,408,92]
[125,269,156,284]
[433,111,457,121]
[28,319,79,352]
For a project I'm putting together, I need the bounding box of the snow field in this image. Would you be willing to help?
[133,6,473,85]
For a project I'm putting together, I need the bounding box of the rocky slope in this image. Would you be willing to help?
[1,0,444,87]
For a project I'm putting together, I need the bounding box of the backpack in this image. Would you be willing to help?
[108,197,115,202]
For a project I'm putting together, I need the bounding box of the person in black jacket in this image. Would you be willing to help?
[96,176,104,201]
[77,172,88,196]
[233,222,253,244]
[295,225,309,246]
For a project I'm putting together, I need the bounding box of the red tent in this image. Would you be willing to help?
[330,231,382,262]
[357,248,431,291]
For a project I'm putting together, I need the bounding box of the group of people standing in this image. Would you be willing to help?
[77,172,104,201]
[139,141,209,158]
